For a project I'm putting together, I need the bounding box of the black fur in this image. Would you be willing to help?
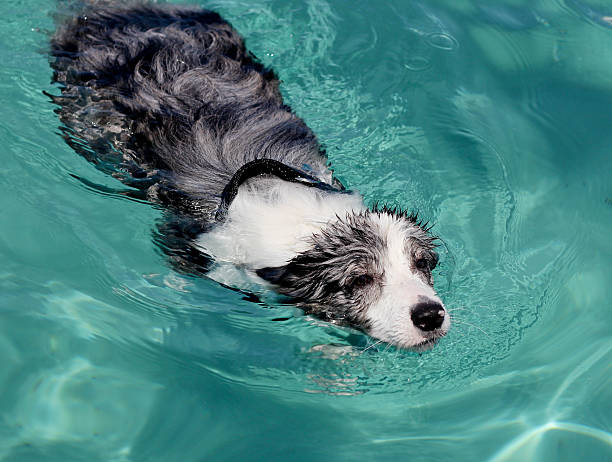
[256,212,387,324]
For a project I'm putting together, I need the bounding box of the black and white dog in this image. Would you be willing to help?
[50,2,450,350]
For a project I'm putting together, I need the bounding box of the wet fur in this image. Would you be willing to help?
[50,2,449,349]
[50,3,334,220]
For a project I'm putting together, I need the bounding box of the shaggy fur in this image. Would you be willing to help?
[49,2,450,349]
[50,3,333,220]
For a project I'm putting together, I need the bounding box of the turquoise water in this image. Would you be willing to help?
[1,0,611,460]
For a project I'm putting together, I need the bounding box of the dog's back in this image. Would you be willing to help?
[50,3,332,220]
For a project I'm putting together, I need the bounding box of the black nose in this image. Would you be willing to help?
[411,301,445,331]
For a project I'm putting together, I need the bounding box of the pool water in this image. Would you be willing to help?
[1,0,611,460]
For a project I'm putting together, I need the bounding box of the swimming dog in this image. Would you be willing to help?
[49,3,449,350]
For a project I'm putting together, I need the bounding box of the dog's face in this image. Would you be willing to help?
[256,208,450,350]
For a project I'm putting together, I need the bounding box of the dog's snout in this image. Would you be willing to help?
[411,301,445,331]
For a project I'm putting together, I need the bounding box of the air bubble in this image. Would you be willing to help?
[404,57,431,72]
[426,33,459,51]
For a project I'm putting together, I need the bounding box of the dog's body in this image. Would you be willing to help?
[50,3,450,349]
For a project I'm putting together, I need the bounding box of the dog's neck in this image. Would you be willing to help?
[214,158,345,222]
[195,178,365,270]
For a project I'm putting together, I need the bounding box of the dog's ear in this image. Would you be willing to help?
[255,265,288,284]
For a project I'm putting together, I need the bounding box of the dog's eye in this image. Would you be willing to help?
[416,253,439,271]
[415,258,429,270]
[351,274,374,289]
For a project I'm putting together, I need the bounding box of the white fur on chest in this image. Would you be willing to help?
[195,179,365,270]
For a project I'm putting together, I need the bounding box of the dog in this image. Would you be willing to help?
[49,2,450,350]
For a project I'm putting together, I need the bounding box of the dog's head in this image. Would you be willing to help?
[256,206,449,350]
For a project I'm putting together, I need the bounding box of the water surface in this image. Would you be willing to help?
[0,0,611,460]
